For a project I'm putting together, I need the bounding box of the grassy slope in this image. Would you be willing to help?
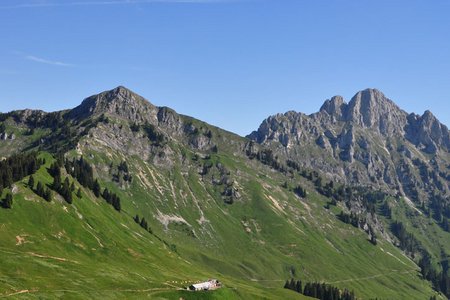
[68,125,437,300]
[0,116,443,299]
[0,153,308,299]
[390,196,450,270]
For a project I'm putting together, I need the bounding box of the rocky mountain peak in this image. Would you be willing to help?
[406,110,450,153]
[344,88,407,135]
[67,86,158,123]
[249,88,450,203]
[319,95,346,118]
[422,110,437,122]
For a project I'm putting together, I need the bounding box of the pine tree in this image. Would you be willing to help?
[140,218,148,231]
[112,195,121,212]
[134,214,140,224]
[93,179,101,197]
[52,173,61,191]
[76,188,82,198]
[61,177,72,204]
[289,278,296,290]
[4,169,13,188]
[102,188,110,203]
[295,280,302,293]
[2,193,13,208]
[43,188,52,202]
[28,175,35,189]
[36,181,44,197]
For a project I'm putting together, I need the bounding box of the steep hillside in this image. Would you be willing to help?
[249,88,450,298]
[0,87,445,299]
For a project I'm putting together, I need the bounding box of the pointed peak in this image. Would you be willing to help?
[351,88,387,104]
[114,85,128,91]
[360,88,384,94]
[68,86,156,121]
[345,88,406,134]
[348,88,398,111]
[422,110,435,120]
[112,85,133,93]
[320,95,346,117]
[101,85,138,99]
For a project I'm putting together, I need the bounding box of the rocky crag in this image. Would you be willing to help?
[249,88,450,204]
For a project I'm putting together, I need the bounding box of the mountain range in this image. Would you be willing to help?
[1,86,449,299]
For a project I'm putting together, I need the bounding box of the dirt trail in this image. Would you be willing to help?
[250,279,284,282]
[328,269,417,284]
[27,252,79,264]
[0,289,34,298]
[0,287,178,298]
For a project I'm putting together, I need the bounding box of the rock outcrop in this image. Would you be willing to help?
[249,88,450,203]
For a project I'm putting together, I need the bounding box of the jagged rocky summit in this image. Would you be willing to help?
[249,88,450,202]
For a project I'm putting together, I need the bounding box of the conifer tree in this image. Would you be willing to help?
[93,179,101,197]
[4,169,13,188]
[43,188,52,202]
[52,173,61,191]
[140,218,148,231]
[36,181,44,197]
[2,193,13,208]
[134,214,140,224]
[102,188,110,203]
[61,177,72,204]
[112,195,121,212]
[28,175,35,189]
[289,278,296,290]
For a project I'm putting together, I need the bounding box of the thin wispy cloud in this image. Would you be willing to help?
[0,0,234,9]
[25,55,74,67]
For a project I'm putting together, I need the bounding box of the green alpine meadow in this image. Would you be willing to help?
[1,86,450,299]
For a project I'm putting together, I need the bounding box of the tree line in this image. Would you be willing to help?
[284,279,356,300]
[0,152,44,209]
[0,152,43,193]
[246,145,287,174]
[391,221,450,297]
[134,214,153,233]
[28,175,52,202]
[46,156,121,212]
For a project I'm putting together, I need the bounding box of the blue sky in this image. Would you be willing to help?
[1,0,449,136]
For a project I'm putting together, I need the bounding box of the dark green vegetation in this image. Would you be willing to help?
[0,86,448,299]
[284,279,356,300]
[0,151,43,193]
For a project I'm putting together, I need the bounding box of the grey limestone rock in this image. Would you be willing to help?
[248,88,450,203]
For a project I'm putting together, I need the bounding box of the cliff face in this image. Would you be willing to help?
[249,89,450,202]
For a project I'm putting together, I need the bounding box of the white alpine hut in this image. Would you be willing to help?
[189,279,220,291]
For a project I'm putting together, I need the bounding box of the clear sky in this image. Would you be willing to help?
[1,0,449,136]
